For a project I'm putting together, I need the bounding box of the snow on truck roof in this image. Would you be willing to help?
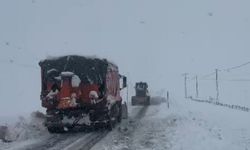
[39,55,117,67]
[39,55,118,70]
[39,55,118,84]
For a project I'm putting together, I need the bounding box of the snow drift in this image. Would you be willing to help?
[0,111,48,143]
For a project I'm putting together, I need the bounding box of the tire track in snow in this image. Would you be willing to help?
[134,106,149,120]
[62,106,149,150]
[9,106,149,150]
[64,131,109,150]
[98,106,150,150]
[17,131,90,150]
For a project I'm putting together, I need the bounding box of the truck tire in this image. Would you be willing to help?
[107,117,114,131]
[117,102,122,123]
[145,96,150,105]
[106,103,118,130]
[47,126,64,133]
[121,102,128,119]
[131,97,136,106]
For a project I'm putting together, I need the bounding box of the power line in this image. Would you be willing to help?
[188,72,216,81]
[200,72,216,79]
[189,61,250,81]
[221,61,250,72]
[185,60,250,101]
[188,76,196,81]
[200,78,250,82]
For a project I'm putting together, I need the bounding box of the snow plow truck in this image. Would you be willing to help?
[39,55,127,133]
[131,82,150,105]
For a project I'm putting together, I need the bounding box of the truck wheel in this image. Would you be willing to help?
[107,114,116,131]
[106,104,118,130]
[145,97,150,105]
[107,118,114,131]
[117,103,122,123]
[131,97,136,106]
[121,102,128,119]
[47,126,64,133]
[47,127,55,133]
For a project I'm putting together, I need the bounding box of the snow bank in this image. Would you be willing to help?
[0,126,8,142]
[0,111,48,144]
[92,96,250,150]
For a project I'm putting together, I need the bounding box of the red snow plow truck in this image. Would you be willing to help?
[39,55,127,133]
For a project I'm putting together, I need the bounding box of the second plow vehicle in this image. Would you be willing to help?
[131,82,151,106]
[39,55,128,133]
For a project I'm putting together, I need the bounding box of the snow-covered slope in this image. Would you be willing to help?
[92,97,250,150]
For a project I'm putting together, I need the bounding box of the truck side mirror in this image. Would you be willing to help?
[123,76,127,88]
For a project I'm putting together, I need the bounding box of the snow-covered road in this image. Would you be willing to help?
[0,105,149,150]
[0,112,107,150]
[1,97,250,150]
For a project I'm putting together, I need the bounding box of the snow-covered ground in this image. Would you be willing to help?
[1,96,250,150]
[0,112,50,150]
[92,97,250,150]
[187,66,250,108]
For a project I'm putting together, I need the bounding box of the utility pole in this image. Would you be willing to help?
[183,73,188,98]
[127,81,129,105]
[215,69,219,101]
[167,91,170,108]
[195,75,199,98]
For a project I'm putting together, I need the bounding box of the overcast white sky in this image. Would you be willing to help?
[0,0,250,120]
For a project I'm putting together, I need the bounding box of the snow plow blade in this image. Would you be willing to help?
[131,96,150,106]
